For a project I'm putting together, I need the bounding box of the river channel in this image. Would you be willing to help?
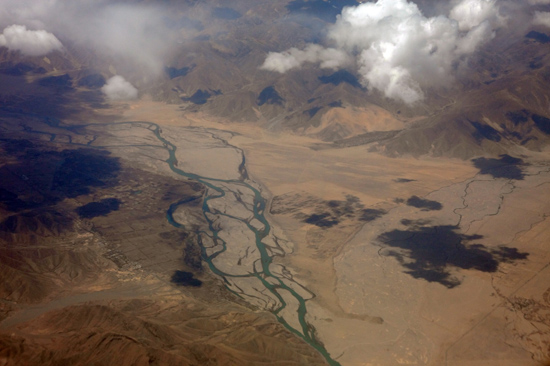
[16,114,341,366]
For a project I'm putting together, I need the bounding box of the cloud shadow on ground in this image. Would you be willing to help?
[377,224,528,288]
[472,154,526,180]
[406,196,443,211]
[76,198,121,219]
[171,270,202,287]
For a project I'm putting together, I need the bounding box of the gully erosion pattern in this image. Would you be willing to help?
[24,115,341,366]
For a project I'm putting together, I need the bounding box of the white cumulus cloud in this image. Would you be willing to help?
[261,0,503,104]
[449,0,502,31]
[101,76,138,101]
[533,11,550,27]
[261,44,350,73]
[0,24,62,56]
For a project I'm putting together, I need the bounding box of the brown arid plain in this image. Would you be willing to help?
[118,98,550,365]
[1,78,550,366]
